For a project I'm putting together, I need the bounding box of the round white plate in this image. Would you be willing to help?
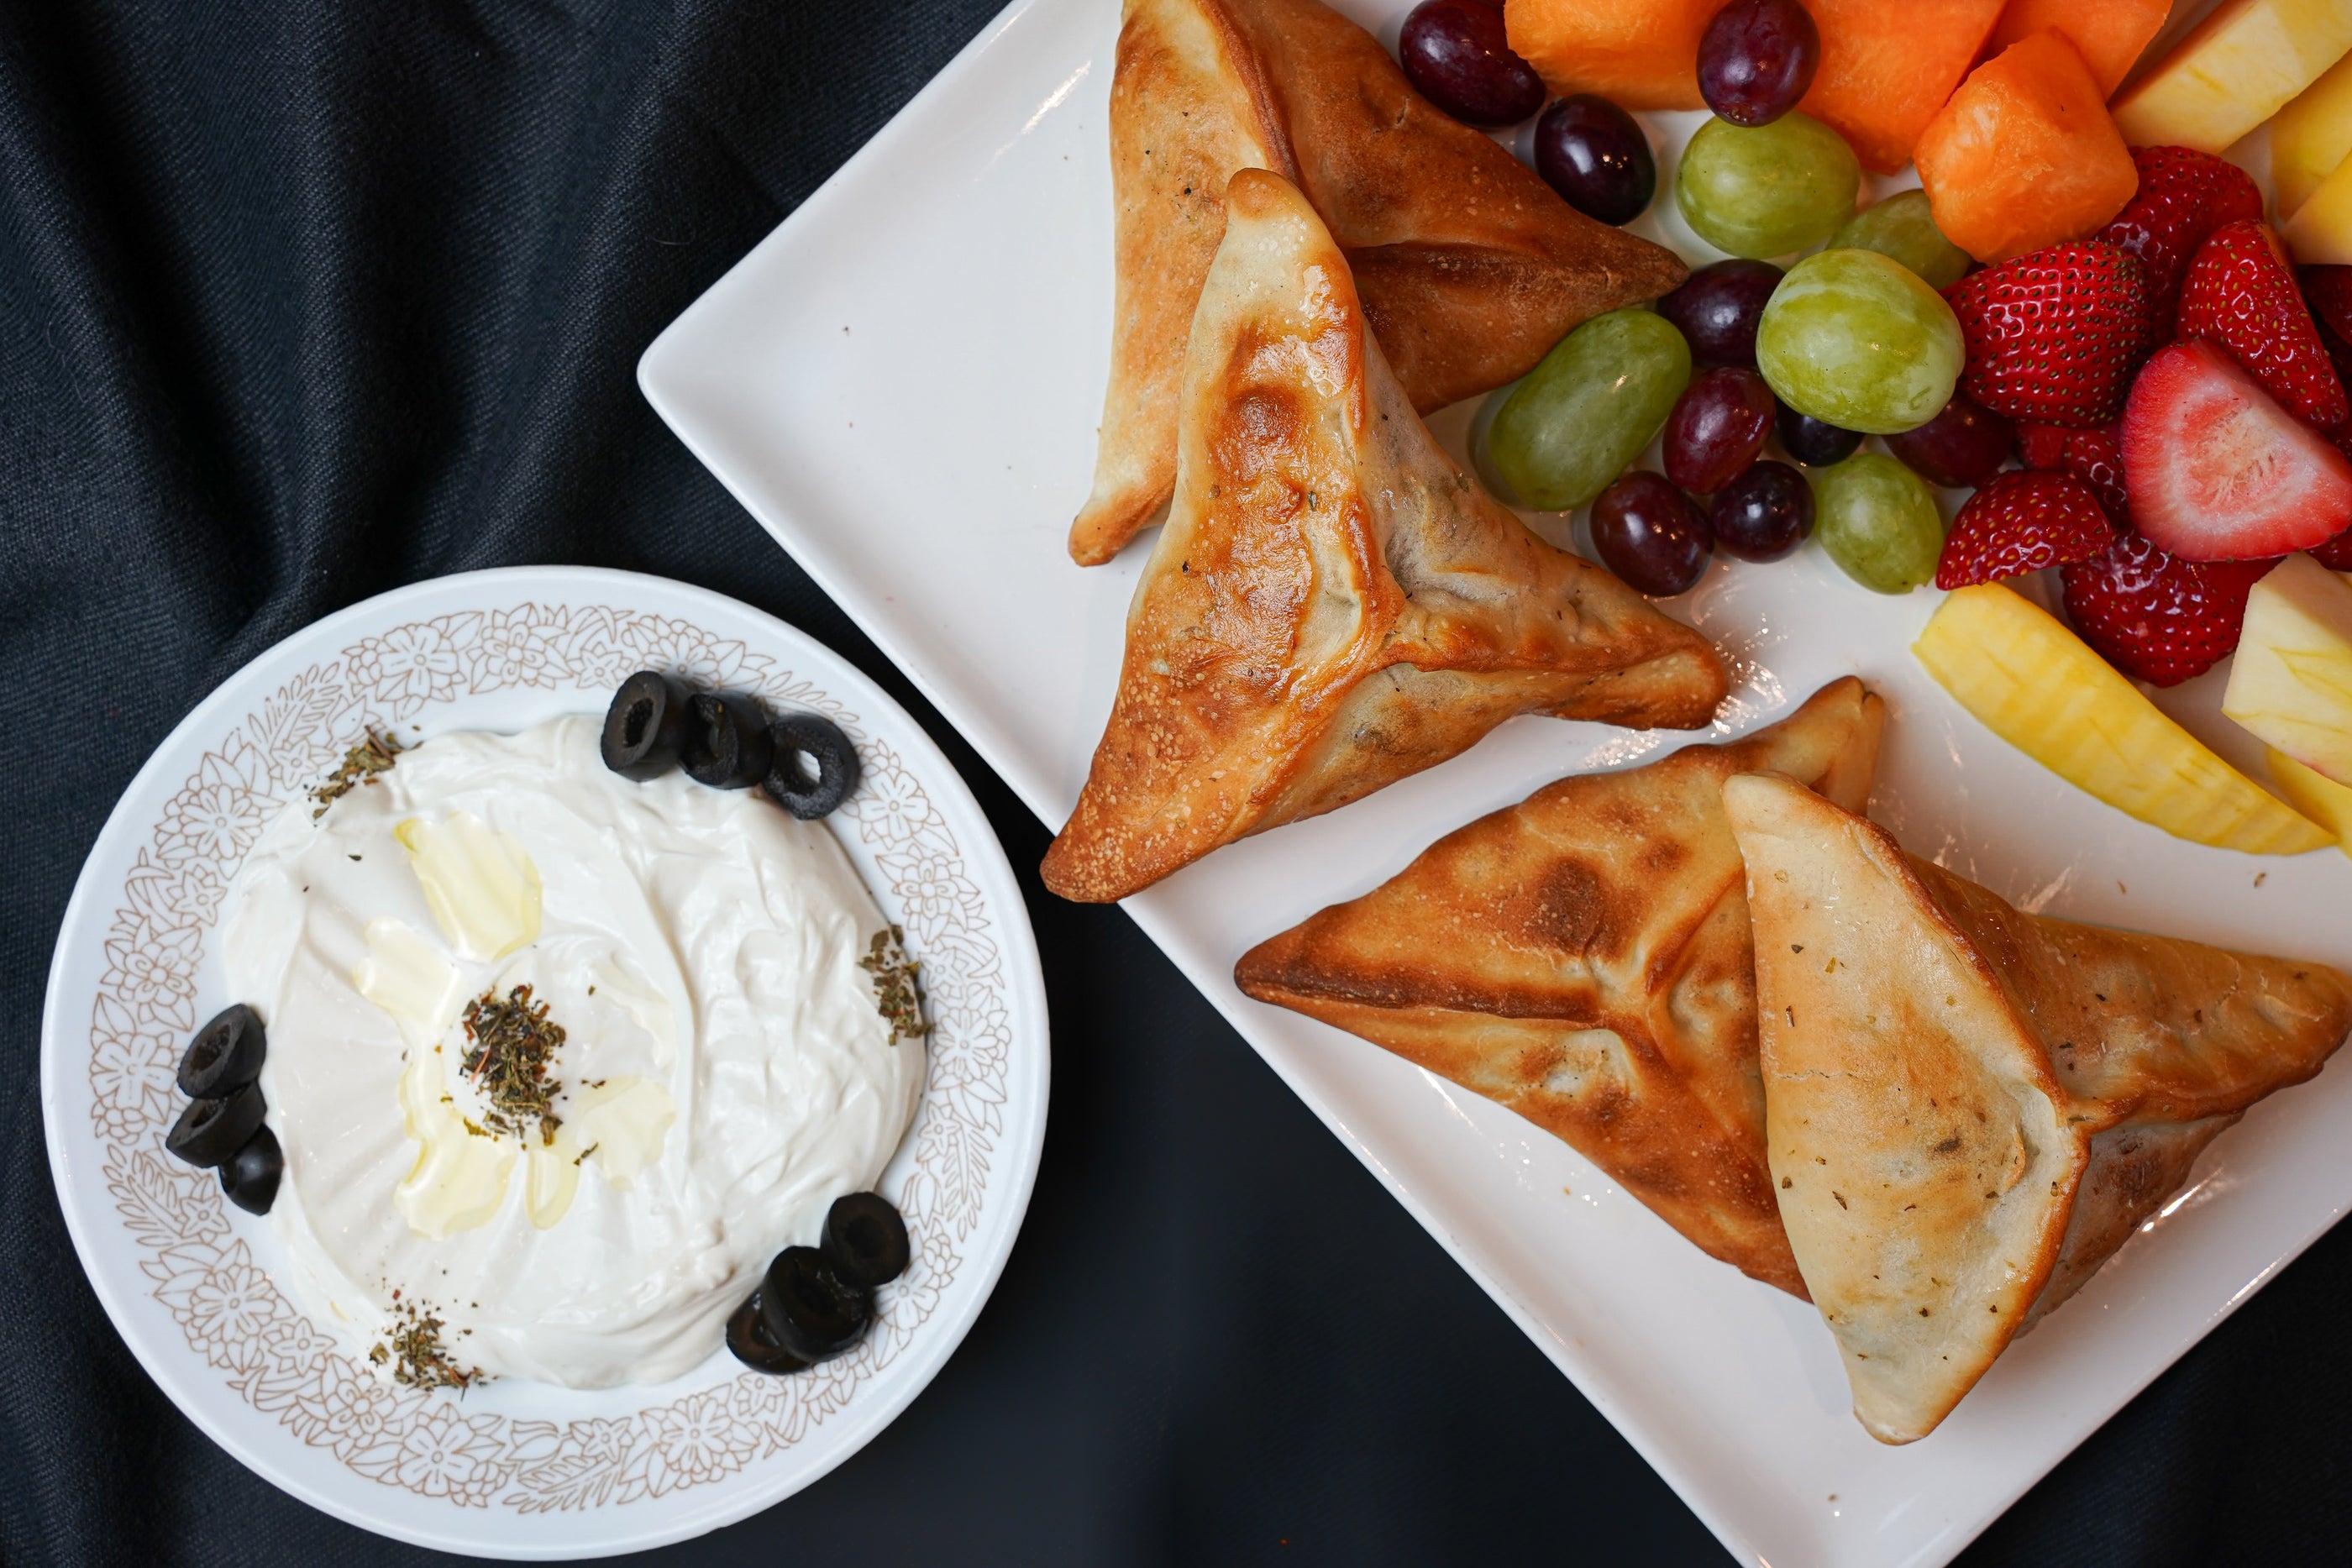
[39,566,1050,1559]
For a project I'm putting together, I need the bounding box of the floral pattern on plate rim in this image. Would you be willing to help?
[84,601,1012,1511]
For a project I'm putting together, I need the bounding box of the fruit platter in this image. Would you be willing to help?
[638,0,2352,1560]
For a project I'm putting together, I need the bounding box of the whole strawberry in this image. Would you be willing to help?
[2177,221,2349,430]
[2017,422,2129,524]
[2303,265,2352,343]
[2316,527,2352,569]
[2095,146,2264,337]
[1945,243,2154,427]
[2058,532,2273,686]
[1935,471,2115,589]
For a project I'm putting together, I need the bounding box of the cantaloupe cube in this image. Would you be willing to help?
[1794,0,2009,173]
[2287,152,2352,262]
[2274,50,2352,219]
[1504,0,1727,111]
[2110,0,2352,155]
[1984,0,2170,97]
[1916,31,2140,262]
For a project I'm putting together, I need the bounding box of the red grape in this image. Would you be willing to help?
[1712,460,1814,560]
[1590,471,1714,595]
[1533,95,1656,227]
[1664,367,1777,494]
[1698,0,1821,128]
[1656,260,1782,368]
[1884,393,2014,489]
[1775,405,1861,466]
[1399,0,1546,128]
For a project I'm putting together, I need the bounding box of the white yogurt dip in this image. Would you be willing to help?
[220,715,923,1388]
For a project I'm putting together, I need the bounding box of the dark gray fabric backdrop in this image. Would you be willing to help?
[6,3,2351,1562]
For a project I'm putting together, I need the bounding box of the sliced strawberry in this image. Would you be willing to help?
[1945,243,2154,428]
[2120,339,2352,560]
[1935,471,2114,589]
[2095,146,2264,337]
[2016,422,2129,524]
[2059,533,2273,686]
[2177,221,2350,430]
[2303,265,2352,344]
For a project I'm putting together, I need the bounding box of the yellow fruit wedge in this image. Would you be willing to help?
[2288,150,2352,263]
[2270,747,2352,858]
[2223,553,2352,784]
[2110,0,2352,156]
[1914,584,2334,854]
[2275,49,2352,218]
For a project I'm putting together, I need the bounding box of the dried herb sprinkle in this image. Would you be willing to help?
[459,984,565,1144]
[859,926,931,1046]
[368,1297,482,1392]
[310,729,403,818]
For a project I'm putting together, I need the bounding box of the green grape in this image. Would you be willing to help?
[1829,191,1971,290]
[1811,452,1944,593]
[1488,310,1692,512]
[1675,113,1859,260]
[1755,249,1965,434]
[1467,376,1525,506]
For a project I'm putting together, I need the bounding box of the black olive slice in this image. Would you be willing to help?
[219,1125,284,1215]
[601,670,696,781]
[725,1291,809,1375]
[822,1193,911,1289]
[165,1083,266,1169]
[759,1245,872,1363]
[761,715,859,820]
[684,692,774,789]
[178,1004,266,1099]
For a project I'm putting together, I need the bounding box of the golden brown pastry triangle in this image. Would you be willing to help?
[1042,170,1728,904]
[1235,679,1887,1296]
[1725,773,2352,1445]
[1070,0,1688,565]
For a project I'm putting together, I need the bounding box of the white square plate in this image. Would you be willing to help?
[638,5,2352,1561]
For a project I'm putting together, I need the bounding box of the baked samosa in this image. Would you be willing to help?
[1042,169,1728,904]
[1725,773,2352,1445]
[1235,679,1886,1297]
[1071,0,1688,564]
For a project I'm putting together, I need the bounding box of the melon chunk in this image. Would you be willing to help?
[1796,0,2008,174]
[1985,0,2170,98]
[1914,583,2333,854]
[2224,553,2352,786]
[2110,0,2352,156]
[2273,50,2352,218]
[1504,0,1728,111]
[1916,32,2140,263]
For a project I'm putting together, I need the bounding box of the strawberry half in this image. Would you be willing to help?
[2059,533,2272,686]
[1935,471,2114,589]
[2303,265,2352,344]
[2121,339,2352,560]
[1945,243,2153,428]
[2177,221,2350,430]
[2095,146,2264,338]
[2017,422,2129,524]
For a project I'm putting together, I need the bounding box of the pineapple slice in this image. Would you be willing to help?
[2223,553,2352,785]
[2286,153,2352,264]
[2110,0,2352,156]
[2270,747,2352,860]
[1914,584,2332,854]
[2274,49,2352,218]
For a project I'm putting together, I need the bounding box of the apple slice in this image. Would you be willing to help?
[2270,747,2352,859]
[1914,582,2333,854]
[2123,340,2352,562]
[2224,553,2352,785]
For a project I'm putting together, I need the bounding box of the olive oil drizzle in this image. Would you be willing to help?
[459,984,565,1144]
[859,926,931,1046]
[310,729,404,818]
